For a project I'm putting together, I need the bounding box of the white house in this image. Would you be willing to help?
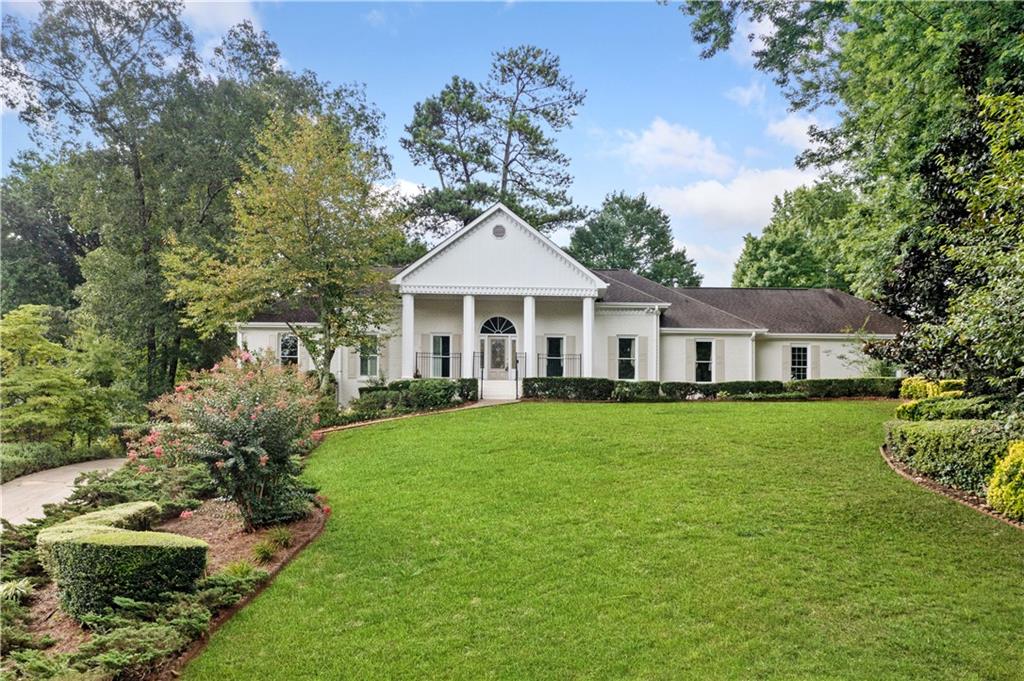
[236,203,902,402]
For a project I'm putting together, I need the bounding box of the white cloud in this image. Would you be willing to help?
[729,15,774,66]
[648,166,819,236]
[724,80,765,108]
[363,9,387,27]
[391,178,424,199]
[675,240,742,287]
[182,1,260,34]
[618,117,734,177]
[765,113,819,151]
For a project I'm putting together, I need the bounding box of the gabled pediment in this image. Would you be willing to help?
[392,204,607,297]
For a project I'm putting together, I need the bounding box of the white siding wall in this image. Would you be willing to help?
[755,337,865,381]
[658,333,751,383]
[594,308,661,381]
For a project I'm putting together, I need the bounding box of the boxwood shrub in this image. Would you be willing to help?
[0,442,119,484]
[787,377,903,398]
[895,396,995,421]
[457,378,479,402]
[660,381,785,400]
[612,381,661,402]
[37,502,208,618]
[987,442,1024,520]
[884,419,1020,494]
[522,377,615,401]
[721,391,809,401]
[405,379,459,410]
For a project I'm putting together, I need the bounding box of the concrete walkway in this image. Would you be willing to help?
[1,458,126,525]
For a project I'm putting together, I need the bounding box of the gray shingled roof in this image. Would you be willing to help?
[678,287,903,334]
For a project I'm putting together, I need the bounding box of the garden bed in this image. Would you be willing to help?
[17,499,327,677]
[880,446,1024,531]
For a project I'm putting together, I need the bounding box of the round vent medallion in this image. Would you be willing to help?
[492,224,506,239]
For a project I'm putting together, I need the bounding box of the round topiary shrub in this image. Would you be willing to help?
[37,502,208,618]
[987,442,1024,520]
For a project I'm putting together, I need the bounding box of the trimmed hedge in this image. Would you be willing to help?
[787,377,902,398]
[37,502,208,618]
[661,381,787,399]
[612,381,662,402]
[0,442,118,484]
[522,377,615,401]
[899,377,967,400]
[457,378,479,402]
[895,396,995,421]
[884,420,1019,494]
[405,379,459,410]
[987,442,1024,520]
[721,392,809,402]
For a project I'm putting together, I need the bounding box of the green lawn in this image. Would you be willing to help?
[184,402,1024,680]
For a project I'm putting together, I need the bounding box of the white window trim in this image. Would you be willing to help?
[790,344,809,381]
[359,336,379,378]
[695,338,714,384]
[279,334,299,366]
[544,335,566,356]
[617,335,637,381]
[430,333,452,378]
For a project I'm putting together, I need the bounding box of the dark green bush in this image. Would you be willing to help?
[884,419,1020,494]
[457,378,479,402]
[38,503,208,618]
[404,379,459,410]
[720,392,809,401]
[0,442,119,484]
[787,377,903,398]
[358,385,390,397]
[895,396,995,421]
[660,381,786,400]
[612,381,662,402]
[386,380,412,391]
[522,377,616,401]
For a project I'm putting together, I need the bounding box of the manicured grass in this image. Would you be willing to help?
[184,402,1024,680]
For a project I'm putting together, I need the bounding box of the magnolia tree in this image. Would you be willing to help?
[164,111,406,394]
[142,349,320,530]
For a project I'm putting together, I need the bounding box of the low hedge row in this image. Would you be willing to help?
[0,442,119,484]
[339,378,479,425]
[884,420,1021,495]
[37,502,208,618]
[522,377,902,402]
[895,395,995,421]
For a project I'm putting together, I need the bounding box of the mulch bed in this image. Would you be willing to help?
[880,446,1024,531]
[20,499,327,675]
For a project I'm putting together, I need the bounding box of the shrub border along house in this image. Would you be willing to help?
[522,377,903,402]
[987,442,1024,520]
[36,501,208,618]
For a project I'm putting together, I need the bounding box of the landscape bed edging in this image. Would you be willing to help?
[879,445,1023,531]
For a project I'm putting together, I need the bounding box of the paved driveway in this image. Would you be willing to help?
[1,458,126,525]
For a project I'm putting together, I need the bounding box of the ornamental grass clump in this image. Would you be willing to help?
[150,349,319,531]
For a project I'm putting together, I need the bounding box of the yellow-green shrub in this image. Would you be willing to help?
[987,442,1024,520]
[899,377,966,400]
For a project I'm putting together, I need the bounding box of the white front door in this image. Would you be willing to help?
[484,335,517,379]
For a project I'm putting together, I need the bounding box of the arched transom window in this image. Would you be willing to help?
[480,316,516,335]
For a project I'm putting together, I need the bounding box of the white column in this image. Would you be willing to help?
[749,332,757,380]
[401,293,415,378]
[582,296,595,377]
[462,295,475,379]
[523,295,536,378]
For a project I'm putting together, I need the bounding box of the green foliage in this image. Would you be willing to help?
[660,381,787,400]
[786,378,903,399]
[457,378,479,402]
[611,381,662,402]
[149,350,317,530]
[568,192,702,286]
[732,181,856,290]
[521,378,616,401]
[405,379,459,410]
[0,578,35,605]
[720,392,809,402]
[63,462,214,522]
[987,442,1024,520]
[0,442,118,484]
[251,540,278,565]
[266,527,293,550]
[895,396,994,422]
[37,502,207,618]
[71,622,189,677]
[885,420,1020,494]
[402,46,586,233]
[900,377,940,400]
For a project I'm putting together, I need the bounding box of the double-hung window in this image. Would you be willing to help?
[359,337,379,378]
[695,340,713,382]
[790,345,808,380]
[279,334,299,365]
[617,337,636,380]
[546,337,564,377]
[431,335,451,378]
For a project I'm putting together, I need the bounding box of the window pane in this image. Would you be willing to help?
[279,335,298,365]
[791,346,808,380]
[547,337,562,357]
[618,337,634,358]
[618,358,635,380]
[695,362,712,382]
[432,335,450,355]
[696,341,712,362]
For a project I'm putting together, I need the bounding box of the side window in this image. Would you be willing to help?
[695,340,713,382]
[617,337,636,380]
[791,345,808,380]
[279,334,299,365]
[359,337,379,378]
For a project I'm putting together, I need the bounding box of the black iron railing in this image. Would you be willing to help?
[414,352,462,379]
[536,353,581,378]
[471,351,526,399]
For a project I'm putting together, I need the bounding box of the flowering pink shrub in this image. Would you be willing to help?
[146,349,319,530]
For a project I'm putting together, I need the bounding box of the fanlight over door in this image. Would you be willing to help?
[480,316,516,335]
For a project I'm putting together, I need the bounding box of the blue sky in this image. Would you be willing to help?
[2,1,826,285]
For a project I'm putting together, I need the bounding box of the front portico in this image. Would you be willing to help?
[391,204,606,392]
